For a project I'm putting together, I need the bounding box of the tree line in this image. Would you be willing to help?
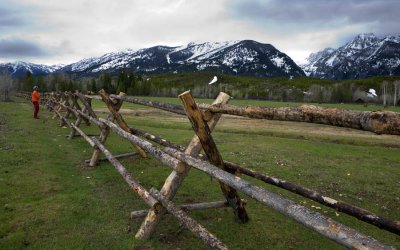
[1,69,400,106]
[0,69,151,100]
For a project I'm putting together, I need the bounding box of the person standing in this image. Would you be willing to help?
[32,86,40,119]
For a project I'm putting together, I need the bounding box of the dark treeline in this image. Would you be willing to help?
[1,69,400,106]
[142,72,400,106]
[2,68,151,97]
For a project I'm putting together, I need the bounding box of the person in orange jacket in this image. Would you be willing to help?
[32,86,40,119]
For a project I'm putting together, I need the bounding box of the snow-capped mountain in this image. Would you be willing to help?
[302,33,400,79]
[0,61,63,77]
[59,40,305,77]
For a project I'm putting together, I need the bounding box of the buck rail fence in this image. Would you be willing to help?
[15,90,400,249]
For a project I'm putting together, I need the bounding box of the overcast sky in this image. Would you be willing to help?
[1,0,399,65]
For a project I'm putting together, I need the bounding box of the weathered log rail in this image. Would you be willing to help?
[97,93,400,136]
[198,103,400,135]
[16,90,399,249]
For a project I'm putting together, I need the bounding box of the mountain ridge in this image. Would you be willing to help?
[301,33,400,79]
[61,40,305,77]
[1,40,305,78]
[3,35,400,80]
[0,61,63,77]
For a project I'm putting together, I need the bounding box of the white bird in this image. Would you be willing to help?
[366,88,377,98]
[208,76,218,85]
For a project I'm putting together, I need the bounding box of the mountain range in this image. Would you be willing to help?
[0,40,304,78]
[0,61,63,77]
[302,33,400,79]
[1,34,400,80]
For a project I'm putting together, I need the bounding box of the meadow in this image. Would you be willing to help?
[0,96,399,249]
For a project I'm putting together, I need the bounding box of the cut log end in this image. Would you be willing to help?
[178,90,191,98]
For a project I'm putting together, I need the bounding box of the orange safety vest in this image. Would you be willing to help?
[32,90,40,102]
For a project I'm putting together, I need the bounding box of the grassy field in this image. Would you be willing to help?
[105,95,400,112]
[1,96,399,249]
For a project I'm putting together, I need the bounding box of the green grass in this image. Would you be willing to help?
[1,97,399,249]
[90,95,400,113]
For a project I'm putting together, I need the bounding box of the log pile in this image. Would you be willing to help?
[16,90,399,249]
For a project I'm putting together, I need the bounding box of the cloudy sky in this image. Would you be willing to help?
[1,0,399,65]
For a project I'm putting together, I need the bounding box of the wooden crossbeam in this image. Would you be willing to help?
[130,200,229,218]
[149,188,228,250]
[85,152,138,165]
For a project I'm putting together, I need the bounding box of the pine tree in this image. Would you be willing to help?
[102,73,112,93]
[117,69,127,93]
[127,72,136,95]
[90,79,97,93]
[67,80,74,91]
[23,71,34,91]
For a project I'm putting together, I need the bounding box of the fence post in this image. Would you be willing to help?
[68,93,86,139]
[89,92,126,166]
[98,89,147,158]
[59,92,72,127]
[61,92,76,126]
[53,92,66,121]
[73,92,91,125]
[75,92,97,119]
[179,90,249,223]
[135,92,231,240]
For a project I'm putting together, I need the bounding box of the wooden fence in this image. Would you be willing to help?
[15,90,400,249]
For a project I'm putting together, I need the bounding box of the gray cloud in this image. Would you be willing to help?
[0,8,26,28]
[0,39,50,58]
[229,0,400,34]
[1,0,398,65]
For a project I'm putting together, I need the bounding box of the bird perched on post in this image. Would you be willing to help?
[208,76,218,85]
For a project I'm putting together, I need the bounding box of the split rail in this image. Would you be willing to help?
[16,90,400,249]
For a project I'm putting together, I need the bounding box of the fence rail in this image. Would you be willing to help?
[15,91,399,249]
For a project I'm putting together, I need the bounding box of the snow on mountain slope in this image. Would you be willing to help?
[57,40,305,77]
[0,61,62,77]
[302,33,400,79]
[1,40,305,78]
